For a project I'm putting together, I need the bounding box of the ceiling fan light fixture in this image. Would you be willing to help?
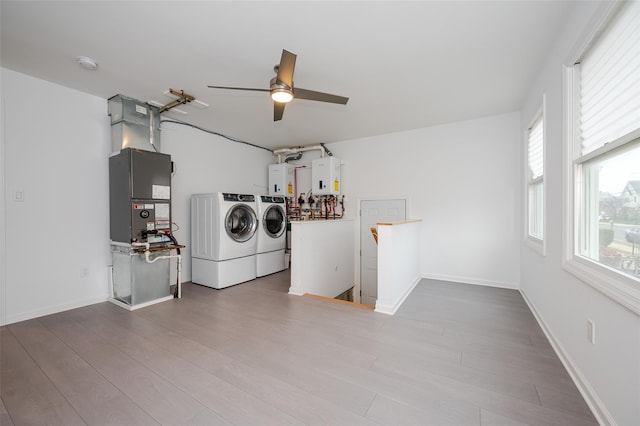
[271,88,293,103]
[207,49,348,121]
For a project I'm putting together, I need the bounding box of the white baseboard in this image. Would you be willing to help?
[375,275,421,315]
[109,295,174,311]
[421,272,519,290]
[520,288,614,426]
[2,294,110,326]
[288,288,304,296]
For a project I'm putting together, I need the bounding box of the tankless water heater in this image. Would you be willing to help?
[268,163,295,197]
[312,156,341,195]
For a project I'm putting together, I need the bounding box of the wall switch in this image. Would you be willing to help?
[14,190,25,202]
[587,319,595,344]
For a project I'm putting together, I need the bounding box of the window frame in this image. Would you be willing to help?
[524,98,546,255]
[562,1,640,314]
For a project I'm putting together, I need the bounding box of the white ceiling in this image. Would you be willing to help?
[1,1,573,150]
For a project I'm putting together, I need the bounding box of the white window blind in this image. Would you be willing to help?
[579,0,640,156]
[528,114,544,179]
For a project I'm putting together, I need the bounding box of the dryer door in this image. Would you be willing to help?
[263,205,286,238]
[225,204,258,242]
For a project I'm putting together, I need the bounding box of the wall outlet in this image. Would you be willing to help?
[80,267,90,279]
[587,319,595,344]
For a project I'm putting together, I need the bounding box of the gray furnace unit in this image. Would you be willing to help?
[108,94,177,309]
[109,148,172,245]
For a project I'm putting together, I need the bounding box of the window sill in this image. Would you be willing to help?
[563,257,640,315]
[524,235,546,256]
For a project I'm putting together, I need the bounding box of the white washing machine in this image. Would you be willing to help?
[191,193,258,288]
[256,195,287,276]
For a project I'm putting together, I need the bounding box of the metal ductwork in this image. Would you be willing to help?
[108,94,161,154]
[107,94,184,310]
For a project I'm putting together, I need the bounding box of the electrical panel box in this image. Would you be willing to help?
[312,156,341,195]
[269,163,295,197]
[109,148,172,244]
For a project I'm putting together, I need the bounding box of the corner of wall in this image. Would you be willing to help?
[1,94,7,326]
[519,287,614,426]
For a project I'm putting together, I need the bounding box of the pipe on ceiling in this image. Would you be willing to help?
[273,144,328,163]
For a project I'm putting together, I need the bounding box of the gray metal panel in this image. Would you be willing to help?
[130,149,171,199]
[111,122,162,153]
[112,250,170,306]
[109,150,133,243]
[127,200,171,243]
[109,148,172,243]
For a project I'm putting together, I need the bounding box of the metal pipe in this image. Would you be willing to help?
[284,152,303,162]
[149,105,157,152]
[272,144,327,162]
[159,89,195,113]
[320,143,333,157]
[143,250,183,299]
[134,241,182,299]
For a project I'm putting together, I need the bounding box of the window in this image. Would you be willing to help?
[527,108,544,243]
[565,0,640,312]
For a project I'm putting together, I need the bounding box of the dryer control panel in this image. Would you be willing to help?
[260,195,285,204]
[223,193,255,202]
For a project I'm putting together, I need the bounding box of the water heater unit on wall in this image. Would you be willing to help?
[268,163,295,197]
[312,156,341,195]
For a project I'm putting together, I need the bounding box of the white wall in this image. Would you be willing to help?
[1,68,112,324]
[324,112,522,293]
[519,2,640,425]
[3,25,635,421]
[376,220,422,315]
[0,70,274,325]
[0,67,521,325]
[289,220,355,298]
[161,122,274,282]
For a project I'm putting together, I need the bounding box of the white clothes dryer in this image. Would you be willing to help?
[256,195,287,277]
[191,193,258,288]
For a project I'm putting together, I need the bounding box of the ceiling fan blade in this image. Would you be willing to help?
[274,102,286,121]
[293,87,349,105]
[277,50,297,87]
[207,85,270,93]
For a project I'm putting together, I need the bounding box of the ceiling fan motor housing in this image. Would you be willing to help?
[270,77,294,103]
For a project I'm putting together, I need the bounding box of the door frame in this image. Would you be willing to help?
[354,196,409,303]
[0,98,6,325]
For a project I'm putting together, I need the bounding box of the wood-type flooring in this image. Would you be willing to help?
[1,270,597,425]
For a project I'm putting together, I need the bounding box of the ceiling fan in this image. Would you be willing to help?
[208,49,349,121]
